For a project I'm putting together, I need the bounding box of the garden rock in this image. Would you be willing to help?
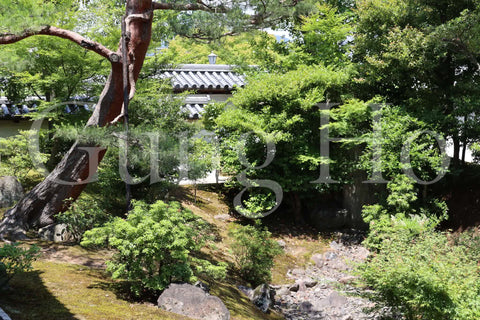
[194,280,210,293]
[38,224,73,243]
[157,283,230,320]
[275,286,290,298]
[0,176,23,208]
[311,253,324,268]
[274,233,404,320]
[214,214,231,221]
[251,284,275,313]
[277,240,286,248]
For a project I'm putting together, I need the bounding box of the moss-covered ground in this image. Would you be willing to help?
[0,186,327,320]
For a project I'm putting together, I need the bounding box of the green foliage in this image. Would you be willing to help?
[0,130,49,185]
[81,200,225,297]
[228,222,282,286]
[56,197,111,242]
[358,229,480,320]
[158,32,274,66]
[353,0,480,163]
[235,189,277,219]
[185,138,217,182]
[55,78,212,207]
[362,175,448,250]
[0,243,40,290]
[0,0,73,34]
[214,65,349,192]
[362,206,444,252]
[249,2,354,71]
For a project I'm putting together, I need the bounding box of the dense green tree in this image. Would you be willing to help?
[0,0,303,239]
[209,65,350,221]
[353,0,480,165]
[248,1,354,71]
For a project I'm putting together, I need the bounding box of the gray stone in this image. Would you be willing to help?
[288,283,299,292]
[275,286,290,298]
[313,292,348,310]
[237,285,253,297]
[0,176,23,208]
[299,301,313,312]
[38,223,73,242]
[324,251,338,261]
[311,253,324,268]
[0,307,12,320]
[330,241,341,250]
[251,284,275,313]
[354,247,370,261]
[157,283,230,320]
[214,214,231,221]
[294,279,317,291]
[338,276,357,285]
[277,239,286,249]
[194,280,210,293]
[289,268,305,277]
[303,280,318,288]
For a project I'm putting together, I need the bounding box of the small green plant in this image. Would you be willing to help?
[228,222,282,286]
[362,175,448,251]
[0,243,40,290]
[0,130,49,187]
[81,200,225,297]
[56,197,111,242]
[358,229,480,320]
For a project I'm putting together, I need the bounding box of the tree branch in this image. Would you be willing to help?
[153,1,228,13]
[0,26,121,63]
[443,37,480,73]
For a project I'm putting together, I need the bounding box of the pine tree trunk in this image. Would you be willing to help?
[0,0,153,240]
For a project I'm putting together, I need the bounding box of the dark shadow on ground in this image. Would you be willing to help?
[0,270,78,320]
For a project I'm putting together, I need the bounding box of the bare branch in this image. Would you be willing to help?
[128,64,136,100]
[153,1,228,13]
[109,107,125,125]
[0,26,120,63]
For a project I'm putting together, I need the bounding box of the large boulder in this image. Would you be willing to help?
[157,283,230,320]
[250,284,275,313]
[0,176,24,208]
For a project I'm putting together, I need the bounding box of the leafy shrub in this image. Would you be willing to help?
[0,243,40,290]
[358,229,480,320]
[0,130,49,187]
[228,222,282,286]
[235,189,277,219]
[362,175,448,251]
[56,197,111,242]
[81,200,225,297]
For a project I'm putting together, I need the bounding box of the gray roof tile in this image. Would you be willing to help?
[159,64,246,92]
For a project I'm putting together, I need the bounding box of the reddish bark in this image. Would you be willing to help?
[0,0,153,240]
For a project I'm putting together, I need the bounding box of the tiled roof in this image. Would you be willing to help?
[160,64,246,92]
[0,97,94,119]
[183,95,211,119]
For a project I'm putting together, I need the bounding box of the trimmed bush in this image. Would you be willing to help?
[229,222,282,286]
[81,200,225,297]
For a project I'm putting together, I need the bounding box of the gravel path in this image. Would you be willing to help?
[272,233,403,320]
